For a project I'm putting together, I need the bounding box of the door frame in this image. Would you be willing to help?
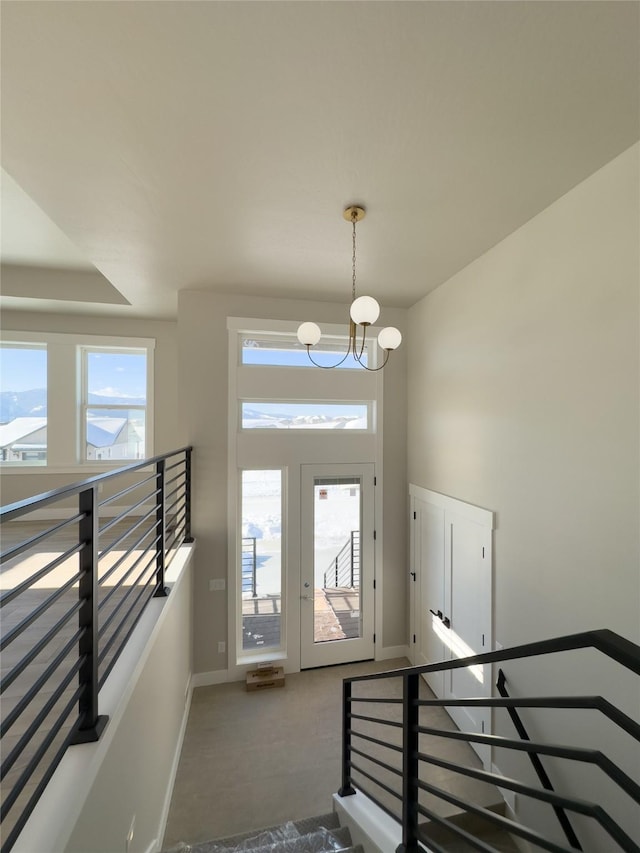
[409,484,494,768]
[300,463,376,669]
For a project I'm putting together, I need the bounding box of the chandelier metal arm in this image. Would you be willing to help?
[304,343,354,370]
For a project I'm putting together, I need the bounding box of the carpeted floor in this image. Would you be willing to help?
[162,658,499,850]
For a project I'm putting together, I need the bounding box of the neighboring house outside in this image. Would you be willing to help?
[86,417,145,461]
[0,417,47,462]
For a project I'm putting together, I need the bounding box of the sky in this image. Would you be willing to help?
[0,347,146,397]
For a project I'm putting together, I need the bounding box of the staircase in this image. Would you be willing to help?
[166,812,362,853]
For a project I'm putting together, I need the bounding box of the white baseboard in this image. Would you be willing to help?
[156,674,193,851]
[191,668,230,688]
[376,644,410,662]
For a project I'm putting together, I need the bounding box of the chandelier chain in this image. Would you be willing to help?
[352,213,357,302]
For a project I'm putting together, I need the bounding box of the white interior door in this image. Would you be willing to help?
[412,499,445,698]
[443,512,492,766]
[410,486,493,769]
[300,464,375,668]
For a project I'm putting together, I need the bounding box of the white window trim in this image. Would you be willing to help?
[0,331,155,471]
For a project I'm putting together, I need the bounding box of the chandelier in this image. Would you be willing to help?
[296,205,402,370]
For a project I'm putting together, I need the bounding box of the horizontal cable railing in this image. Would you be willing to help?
[323,530,360,589]
[339,629,640,853]
[0,446,193,853]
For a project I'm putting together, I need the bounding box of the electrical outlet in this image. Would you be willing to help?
[126,815,136,852]
[209,579,225,591]
[218,641,226,653]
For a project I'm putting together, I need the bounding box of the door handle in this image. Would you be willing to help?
[410,572,416,581]
[301,594,311,600]
[429,609,451,628]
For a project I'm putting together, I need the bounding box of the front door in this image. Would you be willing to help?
[300,464,375,668]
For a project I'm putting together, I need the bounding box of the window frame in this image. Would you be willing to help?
[239,399,372,432]
[0,331,154,472]
[80,345,150,464]
[238,328,376,370]
[0,340,48,467]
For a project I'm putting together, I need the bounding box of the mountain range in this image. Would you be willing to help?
[0,388,146,422]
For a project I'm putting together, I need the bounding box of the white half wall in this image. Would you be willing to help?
[13,547,194,853]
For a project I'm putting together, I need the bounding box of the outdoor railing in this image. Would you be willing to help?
[339,629,640,853]
[323,530,360,589]
[0,446,193,852]
[241,537,257,597]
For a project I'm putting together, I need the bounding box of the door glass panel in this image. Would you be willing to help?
[241,470,282,652]
[313,477,362,644]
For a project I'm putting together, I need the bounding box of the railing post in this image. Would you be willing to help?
[350,530,355,587]
[397,673,420,853]
[338,679,356,797]
[335,556,339,587]
[71,486,108,744]
[252,537,257,597]
[154,458,168,597]
[183,447,194,543]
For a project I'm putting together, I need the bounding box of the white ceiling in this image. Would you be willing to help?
[1,1,638,320]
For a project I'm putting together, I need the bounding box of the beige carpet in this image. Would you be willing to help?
[162,658,499,850]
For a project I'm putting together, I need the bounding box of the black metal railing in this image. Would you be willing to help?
[339,629,640,853]
[0,446,193,852]
[242,537,257,597]
[323,530,360,589]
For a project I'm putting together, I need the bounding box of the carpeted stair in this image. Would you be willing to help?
[166,812,363,853]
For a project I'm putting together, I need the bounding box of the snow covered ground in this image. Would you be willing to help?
[242,473,360,596]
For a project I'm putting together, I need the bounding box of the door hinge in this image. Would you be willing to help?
[373,633,376,643]
[412,634,416,644]
[482,546,485,558]
[373,579,376,590]
[413,511,417,520]
[481,720,485,734]
[374,476,377,486]
[482,633,485,646]
[373,530,377,540]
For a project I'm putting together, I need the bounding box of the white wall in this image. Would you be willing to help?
[177,291,408,676]
[407,143,639,847]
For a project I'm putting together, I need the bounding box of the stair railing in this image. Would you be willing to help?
[323,530,360,589]
[338,629,640,853]
[496,668,582,850]
[0,446,193,853]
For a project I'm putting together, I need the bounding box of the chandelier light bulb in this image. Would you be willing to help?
[297,321,322,347]
[377,326,402,351]
[350,295,380,326]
